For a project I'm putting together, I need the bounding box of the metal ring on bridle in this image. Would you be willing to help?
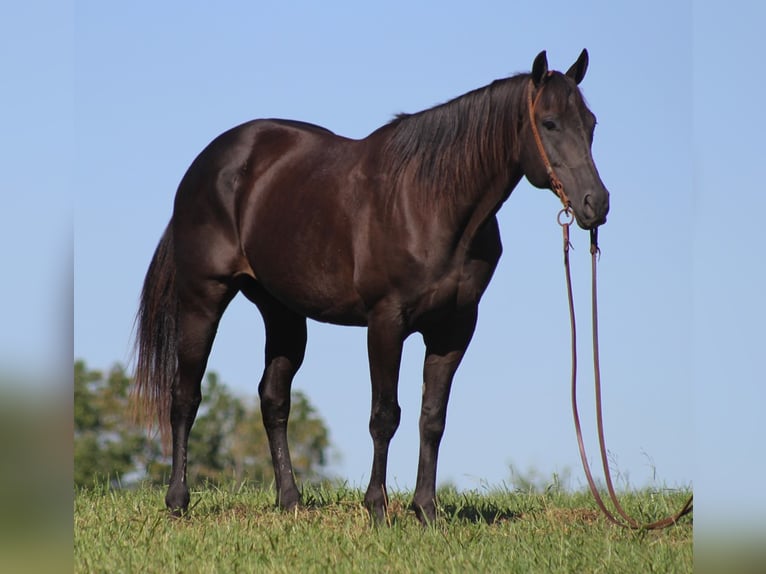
[557,207,574,227]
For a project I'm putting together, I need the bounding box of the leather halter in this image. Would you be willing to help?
[526,77,570,212]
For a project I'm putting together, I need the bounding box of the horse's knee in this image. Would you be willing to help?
[369,402,401,441]
[419,405,447,445]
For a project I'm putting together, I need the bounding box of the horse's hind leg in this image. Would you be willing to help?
[243,286,307,510]
[411,307,478,524]
[165,279,236,514]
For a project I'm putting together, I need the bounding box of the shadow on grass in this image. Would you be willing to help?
[438,502,521,525]
[184,499,521,527]
[159,483,528,526]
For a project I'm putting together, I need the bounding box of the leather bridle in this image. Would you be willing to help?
[526,76,569,211]
[528,77,694,529]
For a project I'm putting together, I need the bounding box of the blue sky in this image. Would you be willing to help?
[3,1,763,531]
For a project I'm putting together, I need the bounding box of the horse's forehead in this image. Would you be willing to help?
[545,77,585,113]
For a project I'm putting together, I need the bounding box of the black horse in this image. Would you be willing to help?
[134,50,609,523]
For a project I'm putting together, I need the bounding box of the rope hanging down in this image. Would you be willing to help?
[559,211,693,529]
[528,75,691,527]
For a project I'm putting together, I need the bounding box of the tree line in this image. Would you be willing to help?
[74,360,333,488]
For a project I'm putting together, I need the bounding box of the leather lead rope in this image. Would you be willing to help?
[559,213,693,529]
[528,76,692,528]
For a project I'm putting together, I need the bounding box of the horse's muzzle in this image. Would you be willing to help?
[577,191,610,229]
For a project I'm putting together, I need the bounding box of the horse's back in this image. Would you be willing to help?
[177,118,346,190]
[173,117,358,230]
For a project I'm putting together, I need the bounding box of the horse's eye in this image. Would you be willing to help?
[542,119,557,131]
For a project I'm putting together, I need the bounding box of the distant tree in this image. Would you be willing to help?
[74,361,334,488]
[74,361,151,486]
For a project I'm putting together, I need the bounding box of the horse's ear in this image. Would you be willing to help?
[566,49,589,85]
[531,51,548,86]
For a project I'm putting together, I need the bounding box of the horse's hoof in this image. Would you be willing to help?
[411,502,436,526]
[165,485,190,516]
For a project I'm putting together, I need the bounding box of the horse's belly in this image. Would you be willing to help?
[271,278,368,327]
[242,238,368,326]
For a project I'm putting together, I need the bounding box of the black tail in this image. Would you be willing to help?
[133,223,177,449]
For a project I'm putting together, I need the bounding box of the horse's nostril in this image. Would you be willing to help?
[583,194,596,217]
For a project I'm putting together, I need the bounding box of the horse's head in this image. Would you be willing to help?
[520,50,610,230]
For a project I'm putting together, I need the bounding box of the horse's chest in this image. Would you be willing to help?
[404,251,499,324]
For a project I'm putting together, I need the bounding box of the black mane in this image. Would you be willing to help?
[381,74,530,196]
[381,72,577,201]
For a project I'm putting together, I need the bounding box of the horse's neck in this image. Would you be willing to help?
[367,77,526,245]
[450,169,522,250]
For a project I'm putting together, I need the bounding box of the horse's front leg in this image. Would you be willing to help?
[412,307,478,524]
[363,311,405,523]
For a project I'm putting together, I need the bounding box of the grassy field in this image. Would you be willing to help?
[74,482,692,573]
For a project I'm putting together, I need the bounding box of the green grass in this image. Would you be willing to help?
[74,482,692,573]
